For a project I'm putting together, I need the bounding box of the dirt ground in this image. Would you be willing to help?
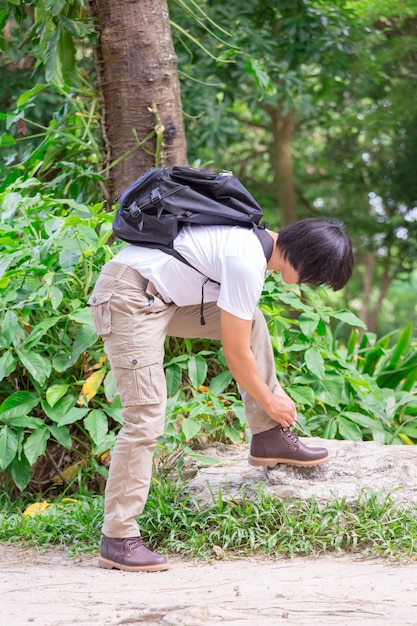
[2,544,417,626]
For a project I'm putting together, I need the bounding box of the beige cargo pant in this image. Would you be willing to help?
[88,261,279,538]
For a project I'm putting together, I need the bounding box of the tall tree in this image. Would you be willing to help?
[174,0,358,225]
[88,0,187,198]
[172,0,417,331]
[305,3,417,330]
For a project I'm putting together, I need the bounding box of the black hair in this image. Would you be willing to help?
[277,218,353,291]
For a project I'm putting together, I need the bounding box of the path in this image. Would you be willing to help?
[2,544,417,625]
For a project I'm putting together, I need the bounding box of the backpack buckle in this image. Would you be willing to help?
[128,202,141,219]
[150,187,161,203]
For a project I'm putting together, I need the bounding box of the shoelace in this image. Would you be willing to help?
[126,537,144,551]
[280,426,300,443]
[294,420,310,436]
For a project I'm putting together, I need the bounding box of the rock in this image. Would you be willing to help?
[186,438,417,506]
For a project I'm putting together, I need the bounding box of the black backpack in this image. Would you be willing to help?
[112,166,274,265]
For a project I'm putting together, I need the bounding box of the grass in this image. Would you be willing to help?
[0,480,416,561]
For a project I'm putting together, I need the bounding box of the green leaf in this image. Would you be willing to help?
[209,370,232,395]
[337,416,363,442]
[287,385,316,407]
[8,416,43,429]
[0,425,19,469]
[49,285,63,309]
[59,15,81,37]
[57,407,89,427]
[58,25,76,75]
[44,27,60,84]
[341,411,383,430]
[166,364,182,396]
[72,325,99,361]
[0,132,16,147]
[84,409,109,445]
[102,400,123,426]
[322,419,338,439]
[41,394,76,424]
[25,316,61,348]
[68,307,96,326]
[182,418,202,441]
[298,312,320,337]
[53,326,97,372]
[48,424,72,449]
[9,454,32,491]
[1,310,20,346]
[277,291,309,311]
[398,425,417,439]
[245,56,276,95]
[224,424,241,443]
[388,323,412,368]
[304,347,325,379]
[104,369,119,403]
[187,355,207,389]
[232,404,247,426]
[46,383,70,408]
[0,351,16,382]
[0,392,39,422]
[24,427,49,466]
[16,84,48,109]
[312,373,345,406]
[330,309,367,329]
[45,0,67,16]
[59,248,79,270]
[16,348,51,386]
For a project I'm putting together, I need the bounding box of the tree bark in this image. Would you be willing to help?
[88,0,187,200]
[269,104,297,226]
[366,251,402,333]
[359,251,375,327]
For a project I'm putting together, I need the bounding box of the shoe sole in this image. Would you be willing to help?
[248,454,330,468]
[98,556,169,572]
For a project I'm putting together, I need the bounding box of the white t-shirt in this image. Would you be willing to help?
[113,224,268,320]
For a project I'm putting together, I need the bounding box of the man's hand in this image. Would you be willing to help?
[262,388,296,428]
[220,310,296,427]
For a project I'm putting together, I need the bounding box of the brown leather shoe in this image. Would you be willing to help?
[98,536,169,572]
[248,425,329,468]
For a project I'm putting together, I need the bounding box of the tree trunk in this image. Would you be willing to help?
[366,251,402,332]
[359,251,375,327]
[88,0,187,200]
[359,246,401,333]
[269,104,297,226]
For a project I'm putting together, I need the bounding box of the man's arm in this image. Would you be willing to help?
[220,310,296,428]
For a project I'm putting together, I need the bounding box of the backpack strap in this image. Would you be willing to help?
[159,225,273,326]
[253,224,274,262]
[158,223,273,268]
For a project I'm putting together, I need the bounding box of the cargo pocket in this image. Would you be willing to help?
[110,351,164,406]
[88,292,113,336]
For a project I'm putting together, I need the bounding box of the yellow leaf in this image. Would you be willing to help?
[199,385,209,393]
[77,368,106,405]
[51,460,86,483]
[23,501,51,517]
[398,433,415,445]
[89,356,108,371]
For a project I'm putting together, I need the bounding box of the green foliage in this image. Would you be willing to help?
[261,275,417,444]
[1,0,417,499]
[161,341,246,468]
[1,483,416,561]
[1,0,93,88]
[1,175,417,493]
[0,172,118,492]
[1,81,103,199]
